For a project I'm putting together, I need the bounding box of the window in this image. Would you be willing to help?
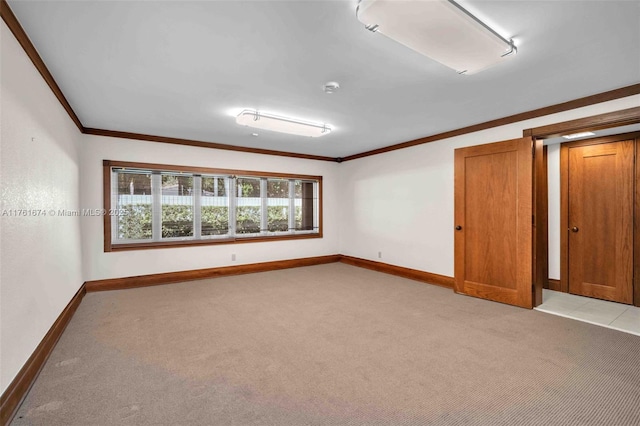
[104,161,321,251]
[236,177,262,234]
[201,176,229,237]
[162,173,194,238]
[267,179,289,232]
[115,170,152,241]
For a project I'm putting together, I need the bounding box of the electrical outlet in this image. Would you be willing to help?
[378,251,382,259]
[231,253,236,261]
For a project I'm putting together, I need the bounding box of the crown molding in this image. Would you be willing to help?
[83,128,337,162]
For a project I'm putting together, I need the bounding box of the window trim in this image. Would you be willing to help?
[103,160,323,252]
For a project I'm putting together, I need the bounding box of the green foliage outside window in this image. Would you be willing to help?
[294,206,302,230]
[117,204,308,239]
[267,179,289,198]
[238,178,260,197]
[202,206,229,235]
[267,206,288,232]
[118,205,230,239]
[162,205,193,238]
[236,206,261,233]
[118,204,152,239]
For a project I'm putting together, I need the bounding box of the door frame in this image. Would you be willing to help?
[559,133,639,302]
[523,107,640,307]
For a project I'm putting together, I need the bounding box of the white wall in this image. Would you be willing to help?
[80,136,340,281]
[547,144,561,280]
[338,95,640,278]
[0,22,83,393]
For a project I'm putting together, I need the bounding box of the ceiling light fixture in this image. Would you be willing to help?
[235,110,332,138]
[356,0,517,75]
[562,131,596,140]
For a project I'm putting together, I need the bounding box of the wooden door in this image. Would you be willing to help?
[454,137,534,308]
[567,140,634,304]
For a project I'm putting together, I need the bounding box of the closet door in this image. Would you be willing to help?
[454,137,534,308]
[566,139,634,304]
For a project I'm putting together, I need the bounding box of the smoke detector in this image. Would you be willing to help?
[323,81,340,94]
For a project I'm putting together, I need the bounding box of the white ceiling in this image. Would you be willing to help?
[7,0,640,158]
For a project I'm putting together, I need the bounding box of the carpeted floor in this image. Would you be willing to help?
[11,263,640,425]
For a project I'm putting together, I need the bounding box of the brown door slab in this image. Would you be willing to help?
[454,137,534,308]
[567,140,634,304]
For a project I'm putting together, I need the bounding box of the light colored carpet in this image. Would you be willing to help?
[11,263,640,425]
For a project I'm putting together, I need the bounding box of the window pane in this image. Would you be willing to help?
[267,179,289,232]
[201,176,229,236]
[236,177,261,234]
[294,180,316,231]
[162,174,193,238]
[116,172,152,240]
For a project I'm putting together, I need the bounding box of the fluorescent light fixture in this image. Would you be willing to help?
[562,131,596,140]
[235,110,331,137]
[356,0,517,75]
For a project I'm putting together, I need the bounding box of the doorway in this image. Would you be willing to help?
[523,106,640,308]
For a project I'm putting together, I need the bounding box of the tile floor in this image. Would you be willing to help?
[535,289,640,336]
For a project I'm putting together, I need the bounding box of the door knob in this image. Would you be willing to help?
[571,226,579,233]
[455,225,462,231]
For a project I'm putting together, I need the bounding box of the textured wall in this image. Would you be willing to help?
[0,21,83,393]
